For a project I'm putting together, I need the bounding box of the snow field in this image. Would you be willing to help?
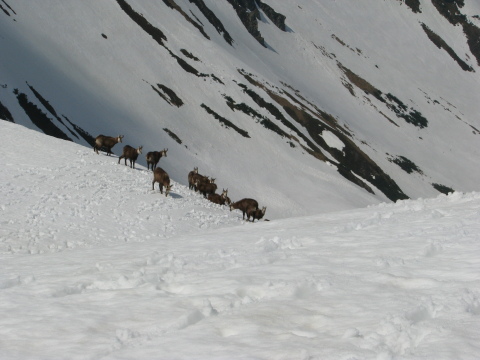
[1,122,480,359]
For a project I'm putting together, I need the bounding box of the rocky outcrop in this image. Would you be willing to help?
[430,0,480,66]
[189,0,234,45]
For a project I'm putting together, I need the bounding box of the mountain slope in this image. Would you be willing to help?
[1,121,480,359]
[1,0,479,218]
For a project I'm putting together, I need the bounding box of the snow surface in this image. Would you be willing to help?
[1,0,480,220]
[1,121,480,359]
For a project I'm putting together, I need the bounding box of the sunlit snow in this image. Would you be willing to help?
[1,121,479,359]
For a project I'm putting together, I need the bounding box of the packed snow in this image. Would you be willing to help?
[1,121,480,359]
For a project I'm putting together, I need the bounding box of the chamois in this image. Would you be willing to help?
[207,189,228,205]
[230,198,259,220]
[94,135,124,155]
[188,167,199,190]
[152,167,172,196]
[146,148,168,171]
[195,178,217,198]
[247,206,267,222]
[118,145,143,169]
[191,173,210,192]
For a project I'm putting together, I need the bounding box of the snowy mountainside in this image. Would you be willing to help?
[1,121,480,359]
[1,0,480,218]
[0,121,245,255]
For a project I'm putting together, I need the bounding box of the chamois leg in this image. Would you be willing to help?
[152,180,156,191]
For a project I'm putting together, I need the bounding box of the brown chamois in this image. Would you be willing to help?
[118,145,143,169]
[230,198,258,220]
[191,173,210,192]
[94,135,124,155]
[247,206,267,222]
[146,148,168,171]
[195,179,217,198]
[152,167,173,196]
[188,167,199,190]
[207,189,228,205]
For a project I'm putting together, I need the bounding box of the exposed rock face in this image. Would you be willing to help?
[189,0,234,45]
[226,0,265,47]
[430,0,480,66]
[0,101,14,123]
[421,23,473,72]
[258,1,286,31]
[225,0,287,47]
[404,0,421,13]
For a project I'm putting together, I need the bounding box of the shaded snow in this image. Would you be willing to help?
[1,122,480,359]
[1,0,479,219]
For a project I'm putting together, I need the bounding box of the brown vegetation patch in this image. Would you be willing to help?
[237,69,408,201]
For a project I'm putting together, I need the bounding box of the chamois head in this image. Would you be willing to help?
[118,135,124,143]
[165,184,173,197]
[161,148,168,157]
[221,188,228,198]
[137,146,143,154]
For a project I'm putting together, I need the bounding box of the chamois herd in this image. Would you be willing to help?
[94,134,267,222]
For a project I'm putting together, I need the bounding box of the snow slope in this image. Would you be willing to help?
[1,121,480,359]
[1,0,480,219]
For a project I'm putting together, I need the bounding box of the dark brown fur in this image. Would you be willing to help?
[195,179,217,198]
[247,206,266,222]
[207,189,228,205]
[152,167,172,196]
[191,173,210,192]
[119,145,143,168]
[188,167,199,190]
[230,198,259,219]
[146,148,168,171]
[94,135,124,156]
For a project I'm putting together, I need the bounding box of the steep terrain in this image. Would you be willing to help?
[1,0,479,218]
[1,121,480,359]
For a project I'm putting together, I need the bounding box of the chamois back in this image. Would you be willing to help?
[207,189,228,205]
[152,167,172,197]
[230,198,259,219]
[188,167,199,190]
[119,145,143,169]
[94,135,124,155]
[195,179,217,198]
[146,148,168,171]
[247,206,267,222]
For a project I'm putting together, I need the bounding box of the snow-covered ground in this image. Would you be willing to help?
[1,121,480,359]
[2,1,480,220]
